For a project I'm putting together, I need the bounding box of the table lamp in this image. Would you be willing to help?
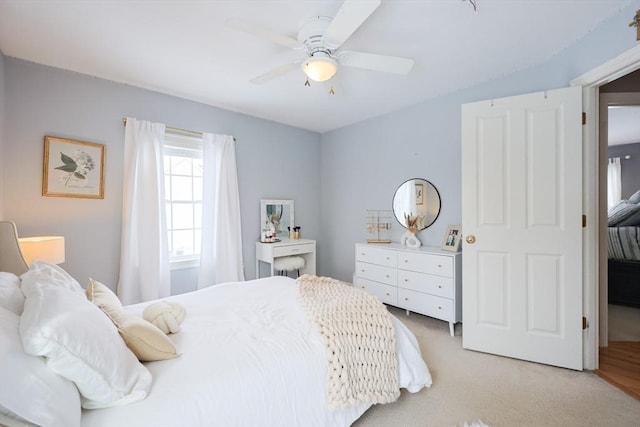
[18,236,65,266]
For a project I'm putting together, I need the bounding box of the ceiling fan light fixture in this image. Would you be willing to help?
[302,53,337,82]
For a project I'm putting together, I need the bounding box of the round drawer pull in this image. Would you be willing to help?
[404,279,408,282]
[385,292,390,296]
[438,264,442,268]
[438,306,442,310]
[404,297,409,301]
[385,275,390,278]
[438,285,442,288]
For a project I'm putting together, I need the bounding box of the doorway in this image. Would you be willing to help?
[597,81,640,400]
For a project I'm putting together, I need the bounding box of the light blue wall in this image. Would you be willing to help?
[3,58,321,292]
[0,50,5,219]
[319,1,640,282]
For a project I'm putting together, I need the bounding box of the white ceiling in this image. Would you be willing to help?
[0,0,633,133]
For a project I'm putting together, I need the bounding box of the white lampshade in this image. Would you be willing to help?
[302,53,338,82]
[18,236,65,265]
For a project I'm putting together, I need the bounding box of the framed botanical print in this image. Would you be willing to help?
[42,136,105,199]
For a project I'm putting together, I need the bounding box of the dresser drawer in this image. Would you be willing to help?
[355,245,397,268]
[398,289,454,322]
[397,270,454,298]
[273,243,314,257]
[398,252,453,277]
[355,261,397,286]
[354,277,397,306]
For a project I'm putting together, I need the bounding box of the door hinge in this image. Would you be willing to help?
[583,316,588,330]
[582,112,586,125]
[582,215,587,228]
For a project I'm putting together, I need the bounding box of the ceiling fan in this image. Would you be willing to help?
[226,0,414,85]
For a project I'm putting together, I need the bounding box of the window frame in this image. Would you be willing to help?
[163,133,204,270]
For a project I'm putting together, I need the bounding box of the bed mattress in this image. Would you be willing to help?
[80,276,431,427]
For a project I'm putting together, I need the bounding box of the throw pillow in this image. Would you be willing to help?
[101,307,179,362]
[143,301,186,334]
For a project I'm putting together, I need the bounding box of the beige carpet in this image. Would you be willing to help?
[354,306,640,427]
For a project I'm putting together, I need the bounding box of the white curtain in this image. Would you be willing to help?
[117,118,170,304]
[607,157,622,211]
[198,133,244,288]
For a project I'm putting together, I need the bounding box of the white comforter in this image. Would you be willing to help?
[81,276,431,427]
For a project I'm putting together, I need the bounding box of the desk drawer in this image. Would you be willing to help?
[398,270,454,298]
[355,245,396,268]
[398,252,453,277]
[353,277,397,306]
[398,289,453,322]
[355,261,396,286]
[273,243,314,257]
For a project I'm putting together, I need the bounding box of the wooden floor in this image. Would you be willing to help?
[597,341,640,401]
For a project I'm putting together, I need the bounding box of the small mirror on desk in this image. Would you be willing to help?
[260,199,294,241]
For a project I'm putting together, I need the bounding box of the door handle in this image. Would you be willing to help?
[465,235,476,244]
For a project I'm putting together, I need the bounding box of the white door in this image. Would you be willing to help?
[461,86,583,370]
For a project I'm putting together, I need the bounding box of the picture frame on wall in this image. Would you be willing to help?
[42,136,106,199]
[441,224,462,252]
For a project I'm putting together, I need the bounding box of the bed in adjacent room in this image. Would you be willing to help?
[0,221,432,427]
[607,192,640,308]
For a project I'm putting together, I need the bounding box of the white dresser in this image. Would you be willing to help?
[353,242,462,336]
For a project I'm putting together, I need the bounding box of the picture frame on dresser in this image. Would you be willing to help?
[441,225,462,252]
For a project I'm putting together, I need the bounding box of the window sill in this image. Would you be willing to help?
[170,258,199,271]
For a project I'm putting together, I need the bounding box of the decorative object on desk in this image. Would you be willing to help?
[441,225,462,252]
[43,136,105,199]
[18,236,65,266]
[293,226,301,239]
[392,178,440,232]
[260,199,294,239]
[365,209,392,243]
[400,213,422,248]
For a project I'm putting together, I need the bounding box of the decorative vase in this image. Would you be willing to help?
[401,229,421,248]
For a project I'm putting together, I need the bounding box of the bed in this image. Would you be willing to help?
[0,221,432,427]
[607,193,640,309]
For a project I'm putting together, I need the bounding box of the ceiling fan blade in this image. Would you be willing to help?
[226,18,305,51]
[323,0,381,50]
[249,61,301,85]
[338,51,414,75]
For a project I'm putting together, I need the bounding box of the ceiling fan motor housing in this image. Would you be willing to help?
[298,16,333,55]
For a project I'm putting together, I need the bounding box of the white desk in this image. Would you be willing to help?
[255,238,316,278]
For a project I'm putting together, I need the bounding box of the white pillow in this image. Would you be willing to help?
[20,263,152,409]
[0,272,24,314]
[20,261,85,295]
[0,306,81,427]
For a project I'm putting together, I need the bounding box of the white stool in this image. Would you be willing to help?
[273,256,305,278]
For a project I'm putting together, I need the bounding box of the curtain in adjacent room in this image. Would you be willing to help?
[118,118,170,304]
[198,133,244,288]
[607,157,622,211]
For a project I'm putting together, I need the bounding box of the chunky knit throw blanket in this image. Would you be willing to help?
[296,275,400,410]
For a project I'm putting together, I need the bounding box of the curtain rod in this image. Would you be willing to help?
[122,118,235,141]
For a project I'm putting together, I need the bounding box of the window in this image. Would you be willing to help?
[163,133,203,268]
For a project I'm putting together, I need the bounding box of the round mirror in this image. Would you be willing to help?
[392,178,441,231]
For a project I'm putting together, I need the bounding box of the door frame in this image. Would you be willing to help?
[571,44,640,370]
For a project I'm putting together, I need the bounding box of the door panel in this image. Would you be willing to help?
[462,86,583,370]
